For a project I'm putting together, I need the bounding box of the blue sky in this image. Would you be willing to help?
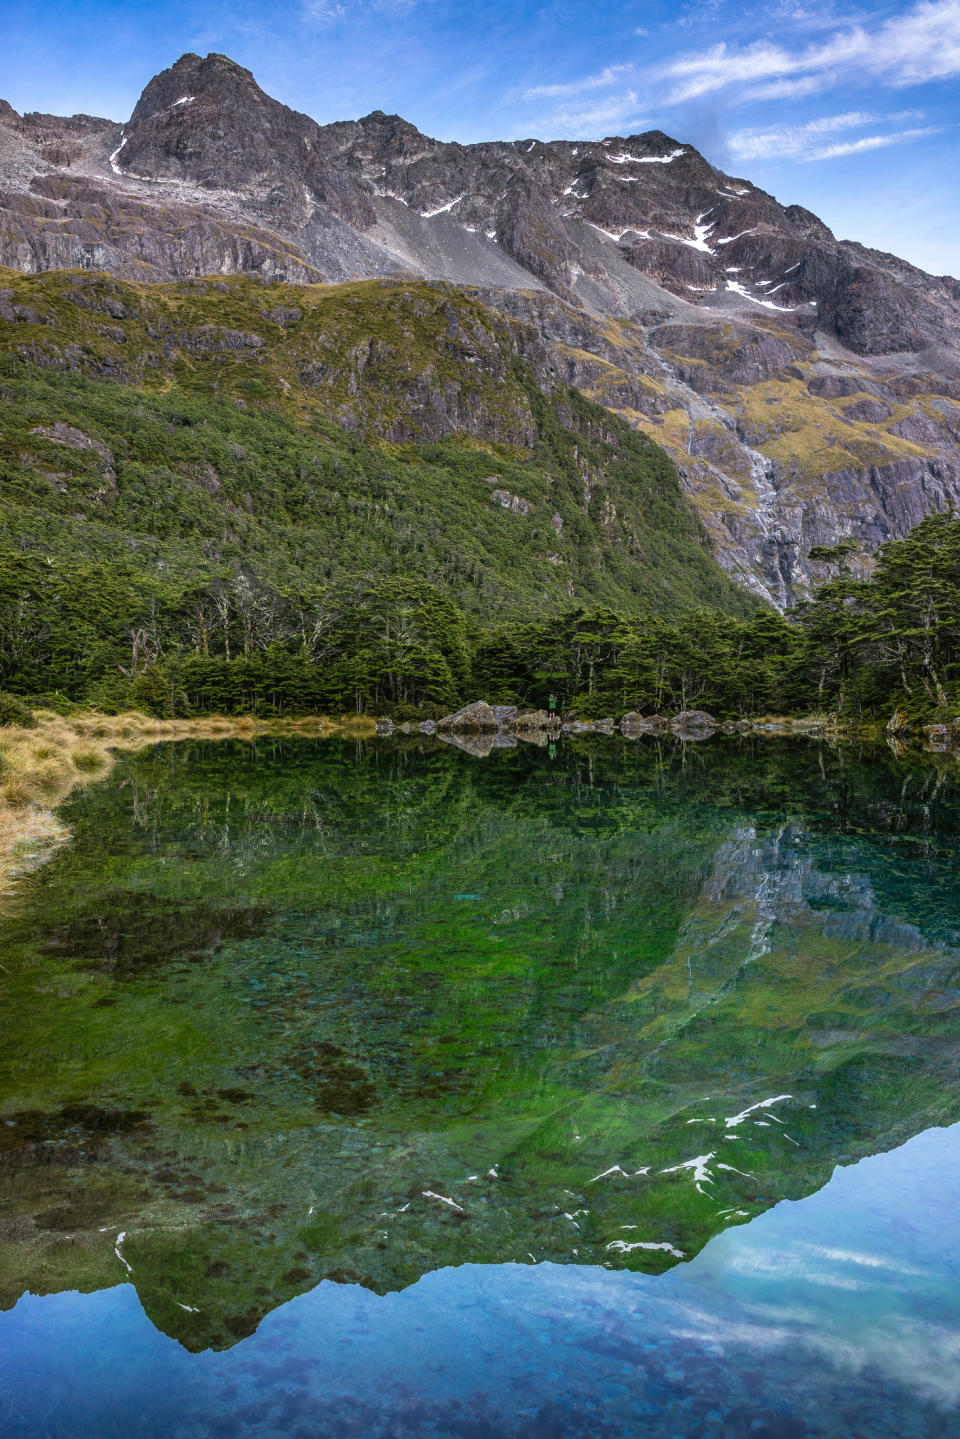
[3,0,959,275]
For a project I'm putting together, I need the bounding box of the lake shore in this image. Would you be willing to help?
[0,703,952,906]
[0,710,378,903]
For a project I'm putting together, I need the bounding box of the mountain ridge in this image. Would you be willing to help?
[2,50,960,604]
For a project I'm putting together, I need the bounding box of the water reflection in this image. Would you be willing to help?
[0,736,958,1359]
[0,1124,957,1437]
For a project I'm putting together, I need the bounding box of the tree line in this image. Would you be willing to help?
[2,512,960,723]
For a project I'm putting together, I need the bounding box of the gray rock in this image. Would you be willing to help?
[490,489,530,516]
[375,717,394,735]
[418,719,437,735]
[29,422,116,490]
[490,704,518,726]
[671,710,717,736]
[922,724,955,751]
[622,714,667,735]
[512,709,550,730]
[437,700,499,732]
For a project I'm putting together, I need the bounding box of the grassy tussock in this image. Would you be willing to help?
[0,709,375,904]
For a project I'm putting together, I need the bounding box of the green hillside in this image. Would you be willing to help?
[0,268,751,706]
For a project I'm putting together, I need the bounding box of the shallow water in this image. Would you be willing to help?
[1,735,959,1435]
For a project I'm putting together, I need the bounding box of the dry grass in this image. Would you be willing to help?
[0,709,376,906]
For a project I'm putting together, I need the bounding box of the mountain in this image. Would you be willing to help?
[3,51,960,605]
[0,267,756,703]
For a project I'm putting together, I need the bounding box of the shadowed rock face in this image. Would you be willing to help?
[2,50,960,602]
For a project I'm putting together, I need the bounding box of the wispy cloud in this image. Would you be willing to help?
[727,108,937,161]
[804,125,940,158]
[517,90,647,139]
[523,64,633,101]
[301,0,345,17]
[301,0,424,23]
[661,0,960,103]
[730,110,881,160]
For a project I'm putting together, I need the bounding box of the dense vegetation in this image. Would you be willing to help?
[4,502,960,722]
[1,268,958,723]
[472,514,960,721]
[0,269,758,712]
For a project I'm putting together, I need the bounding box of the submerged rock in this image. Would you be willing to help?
[437,730,497,757]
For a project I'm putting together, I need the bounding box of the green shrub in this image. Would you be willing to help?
[0,691,36,728]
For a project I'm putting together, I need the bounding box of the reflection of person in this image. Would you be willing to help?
[548,692,557,720]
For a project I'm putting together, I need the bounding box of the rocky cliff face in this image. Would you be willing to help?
[2,50,960,603]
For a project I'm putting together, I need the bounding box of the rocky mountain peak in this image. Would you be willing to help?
[128,51,261,125]
[118,50,322,193]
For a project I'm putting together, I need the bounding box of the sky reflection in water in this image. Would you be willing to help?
[1,1124,958,1437]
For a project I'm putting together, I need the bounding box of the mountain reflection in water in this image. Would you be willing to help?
[0,734,958,1373]
[1,1124,958,1438]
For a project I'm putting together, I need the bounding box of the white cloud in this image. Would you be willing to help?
[804,125,940,158]
[523,65,634,101]
[728,109,934,161]
[731,110,878,159]
[741,74,845,102]
[662,0,960,103]
[521,90,647,139]
[301,0,424,22]
[301,0,345,16]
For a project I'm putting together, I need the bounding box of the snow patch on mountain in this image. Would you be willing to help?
[662,212,716,254]
[587,221,650,243]
[421,195,465,218]
[717,228,759,246]
[726,279,798,312]
[608,148,686,165]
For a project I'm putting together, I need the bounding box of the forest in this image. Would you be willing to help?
[2,507,959,725]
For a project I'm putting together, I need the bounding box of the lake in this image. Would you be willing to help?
[1,734,958,1437]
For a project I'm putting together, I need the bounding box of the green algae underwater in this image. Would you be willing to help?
[0,733,959,1355]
